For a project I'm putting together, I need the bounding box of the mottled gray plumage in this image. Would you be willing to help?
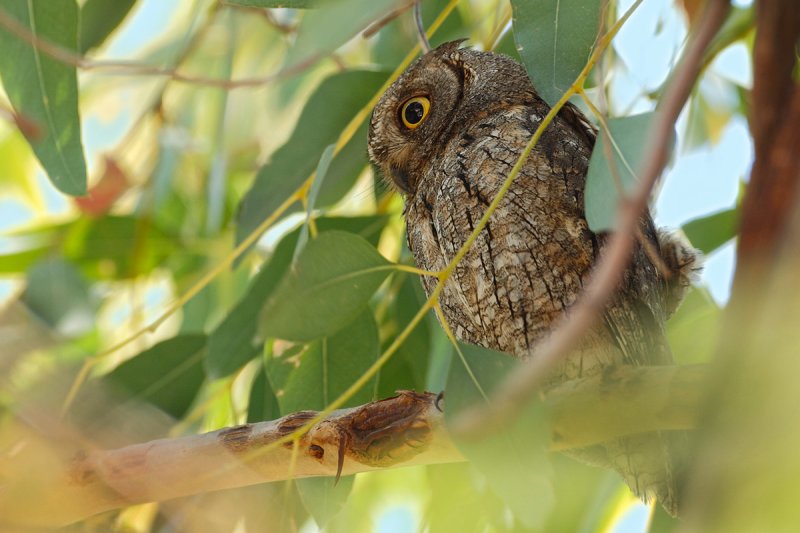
[368,41,700,515]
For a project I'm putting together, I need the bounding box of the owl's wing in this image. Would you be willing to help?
[601,217,675,366]
[558,101,598,150]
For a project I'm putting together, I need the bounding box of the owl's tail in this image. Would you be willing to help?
[605,430,689,517]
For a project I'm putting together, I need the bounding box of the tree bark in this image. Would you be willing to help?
[0,366,707,528]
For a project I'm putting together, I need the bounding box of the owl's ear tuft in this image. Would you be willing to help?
[432,39,468,59]
[435,39,477,85]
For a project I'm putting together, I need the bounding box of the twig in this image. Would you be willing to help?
[450,0,730,438]
[0,7,328,90]
[0,100,41,139]
[1,365,707,527]
[362,0,416,38]
[414,1,432,53]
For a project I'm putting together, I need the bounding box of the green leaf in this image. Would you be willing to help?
[21,258,96,337]
[315,122,370,208]
[224,0,318,7]
[236,70,387,251]
[265,311,380,526]
[295,143,336,259]
[445,343,554,529]
[0,220,73,274]
[79,0,136,53]
[667,287,722,365]
[297,477,356,528]
[259,231,391,342]
[585,112,658,232]
[247,364,281,423]
[105,334,207,419]
[207,216,388,378]
[511,0,601,107]
[284,0,400,70]
[0,0,87,196]
[376,274,431,398]
[682,207,740,255]
[267,309,379,413]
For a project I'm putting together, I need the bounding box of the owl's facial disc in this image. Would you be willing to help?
[368,40,469,196]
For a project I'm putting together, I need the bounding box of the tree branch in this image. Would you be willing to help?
[0,365,707,528]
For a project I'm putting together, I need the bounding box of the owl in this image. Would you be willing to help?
[367,41,700,516]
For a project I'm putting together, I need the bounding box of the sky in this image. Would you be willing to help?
[0,0,753,531]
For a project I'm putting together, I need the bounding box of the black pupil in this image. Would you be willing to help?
[404,101,425,125]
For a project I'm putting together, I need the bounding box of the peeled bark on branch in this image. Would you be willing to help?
[0,365,707,528]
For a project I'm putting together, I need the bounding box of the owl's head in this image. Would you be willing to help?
[367,40,534,195]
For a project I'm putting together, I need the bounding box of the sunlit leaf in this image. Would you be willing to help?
[79,0,136,53]
[667,287,722,365]
[105,334,207,419]
[21,258,96,337]
[445,343,554,529]
[224,0,318,7]
[0,129,41,209]
[0,0,87,196]
[585,112,658,232]
[259,231,392,342]
[236,70,387,251]
[682,207,739,255]
[511,0,602,106]
[207,216,388,378]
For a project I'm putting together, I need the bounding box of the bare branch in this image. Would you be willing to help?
[449,0,730,438]
[0,7,329,90]
[0,366,707,528]
[414,1,432,53]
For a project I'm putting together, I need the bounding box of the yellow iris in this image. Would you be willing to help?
[400,96,431,129]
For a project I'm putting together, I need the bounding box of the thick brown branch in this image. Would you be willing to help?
[0,366,707,528]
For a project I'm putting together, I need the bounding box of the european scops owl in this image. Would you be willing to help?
[367,41,701,516]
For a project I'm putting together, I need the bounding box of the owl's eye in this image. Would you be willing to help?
[400,96,431,129]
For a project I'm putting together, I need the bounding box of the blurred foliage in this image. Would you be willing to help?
[0,0,754,531]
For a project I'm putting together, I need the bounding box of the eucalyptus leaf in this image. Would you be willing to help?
[105,334,207,419]
[295,143,336,259]
[207,216,388,378]
[0,0,87,196]
[265,310,380,526]
[236,70,387,252]
[259,231,391,342]
[511,0,601,106]
[21,258,96,337]
[585,112,658,232]
[445,343,554,529]
[297,477,356,528]
[267,309,379,414]
[224,0,318,7]
[682,207,740,255]
[247,364,281,423]
[79,0,136,53]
